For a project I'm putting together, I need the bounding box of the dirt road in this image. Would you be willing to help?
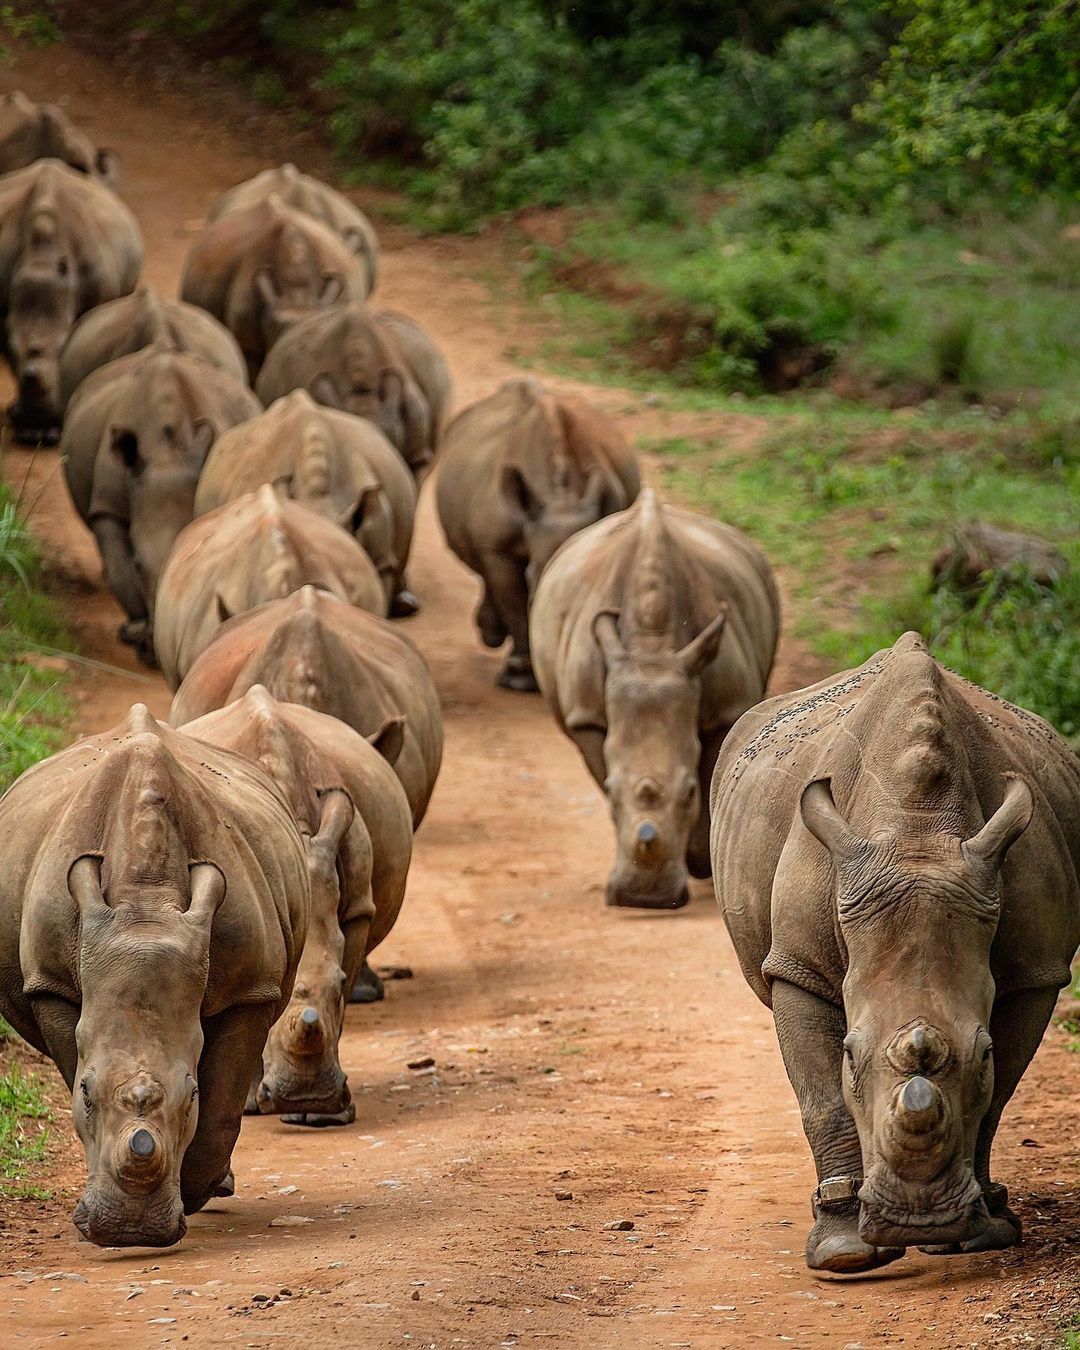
[1,35,1077,1350]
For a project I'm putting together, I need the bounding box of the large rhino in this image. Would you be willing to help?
[170,585,443,829]
[155,484,386,689]
[438,379,641,692]
[0,704,309,1247]
[194,390,418,616]
[208,163,379,295]
[182,688,413,1122]
[62,343,260,663]
[710,632,1080,1274]
[531,489,778,907]
[255,302,449,481]
[180,195,369,379]
[60,284,246,411]
[0,90,117,185]
[0,158,141,441]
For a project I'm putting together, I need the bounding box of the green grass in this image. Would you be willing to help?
[651,406,1079,738]
[0,1020,53,1198]
[0,482,71,792]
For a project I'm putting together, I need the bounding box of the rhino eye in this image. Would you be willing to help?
[80,1079,93,1111]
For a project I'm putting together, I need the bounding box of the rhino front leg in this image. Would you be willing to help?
[922,984,1059,1256]
[772,980,905,1275]
[181,1003,275,1215]
[480,551,535,691]
[91,517,155,664]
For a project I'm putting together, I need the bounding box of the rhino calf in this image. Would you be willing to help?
[711,633,1080,1273]
[0,705,309,1247]
[170,585,443,829]
[0,158,142,442]
[437,378,641,691]
[181,195,370,380]
[208,163,379,295]
[61,343,261,663]
[154,483,386,689]
[194,390,418,616]
[60,284,247,411]
[255,302,449,482]
[0,90,117,185]
[182,689,413,1124]
[531,489,778,906]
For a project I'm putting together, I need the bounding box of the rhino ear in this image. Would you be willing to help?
[215,593,233,625]
[311,373,343,410]
[593,609,626,664]
[368,714,405,768]
[800,779,862,865]
[95,148,119,186]
[313,788,354,854]
[188,418,214,462]
[378,367,405,409]
[68,856,107,919]
[111,427,143,475]
[320,272,344,305]
[962,776,1033,872]
[345,484,381,535]
[676,607,727,676]
[185,863,226,933]
[501,464,543,521]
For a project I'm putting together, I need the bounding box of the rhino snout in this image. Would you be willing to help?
[73,1183,186,1249]
[857,1170,989,1250]
[605,857,690,910]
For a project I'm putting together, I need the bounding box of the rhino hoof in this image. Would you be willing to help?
[919,1210,1021,1256]
[212,1170,236,1199]
[807,1211,905,1275]
[390,589,421,618]
[498,664,539,694]
[281,1103,356,1128]
[349,960,385,1004]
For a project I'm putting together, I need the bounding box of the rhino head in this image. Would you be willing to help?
[5,253,76,444]
[255,220,343,354]
[66,856,226,1247]
[800,775,1034,1249]
[592,608,726,909]
[503,465,609,600]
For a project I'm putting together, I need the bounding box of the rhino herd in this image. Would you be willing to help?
[0,95,1076,1276]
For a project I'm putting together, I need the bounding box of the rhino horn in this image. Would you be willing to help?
[676,606,727,676]
[895,1075,944,1133]
[800,779,862,864]
[962,776,1034,871]
[593,609,626,664]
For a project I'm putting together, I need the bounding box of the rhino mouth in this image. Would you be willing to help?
[858,1175,988,1248]
[7,397,60,445]
[605,882,690,910]
[256,1074,350,1119]
[73,1193,187,1249]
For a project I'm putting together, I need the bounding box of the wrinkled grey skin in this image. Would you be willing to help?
[154,483,386,689]
[59,284,246,411]
[256,303,447,482]
[181,195,368,380]
[531,489,779,907]
[0,159,141,442]
[0,705,308,1247]
[194,389,418,615]
[437,378,641,691]
[62,344,260,663]
[169,586,443,829]
[182,689,413,1126]
[208,163,379,295]
[0,90,118,185]
[711,632,1080,1274]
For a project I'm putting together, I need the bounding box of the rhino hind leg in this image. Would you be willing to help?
[772,981,906,1274]
[476,588,507,648]
[349,959,385,1004]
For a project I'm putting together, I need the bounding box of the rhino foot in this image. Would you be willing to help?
[390,589,421,618]
[212,1170,235,1199]
[498,660,539,693]
[349,959,385,1004]
[281,1103,357,1128]
[807,1209,905,1275]
[919,1210,1021,1256]
[477,595,507,648]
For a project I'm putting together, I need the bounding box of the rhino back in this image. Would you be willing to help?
[0,710,307,1031]
[710,634,1080,1006]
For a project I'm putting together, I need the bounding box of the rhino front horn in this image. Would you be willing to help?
[129,1128,156,1159]
[896,1075,942,1131]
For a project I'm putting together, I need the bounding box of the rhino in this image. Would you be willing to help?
[531,489,778,907]
[0,158,141,442]
[181,688,413,1122]
[60,284,247,411]
[0,90,118,185]
[194,389,419,616]
[180,194,369,379]
[710,632,1080,1274]
[0,704,309,1247]
[61,343,260,663]
[208,163,379,295]
[170,586,443,828]
[438,379,641,692]
[255,302,449,481]
[155,484,386,689]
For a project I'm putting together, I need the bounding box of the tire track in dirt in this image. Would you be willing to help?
[0,35,1076,1350]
